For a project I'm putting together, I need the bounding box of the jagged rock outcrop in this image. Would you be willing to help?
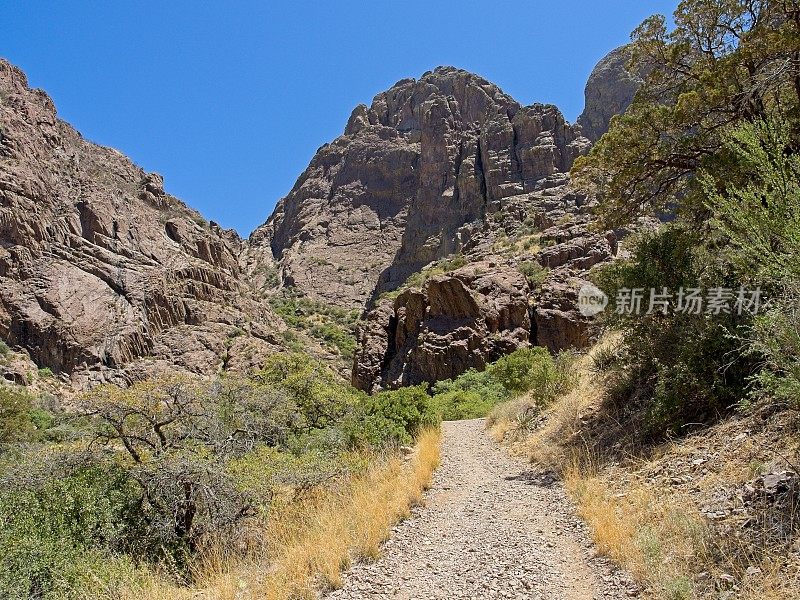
[0,48,633,393]
[352,260,532,392]
[577,45,643,142]
[353,182,618,392]
[250,67,590,309]
[243,61,636,392]
[0,59,285,389]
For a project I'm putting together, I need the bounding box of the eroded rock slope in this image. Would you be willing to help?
[250,66,590,309]
[0,59,285,388]
[0,47,634,392]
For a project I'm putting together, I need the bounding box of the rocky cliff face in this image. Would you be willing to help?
[577,45,642,142]
[250,67,590,309]
[352,182,617,392]
[0,59,285,389]
[0,47,631,393]
[245,58,634,393]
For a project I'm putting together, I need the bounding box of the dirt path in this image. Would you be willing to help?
[325,419,637,600]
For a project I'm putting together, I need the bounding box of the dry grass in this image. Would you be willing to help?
[490,333,800,599]
[564,471,709,599]
[117,428,441,600]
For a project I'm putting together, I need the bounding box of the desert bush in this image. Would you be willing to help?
[703,119,800,408]
[0,451,141,598]
[0,385,34,443]
[255,352,357,432]
[487,347,574,406]
[363,386,437,445]
[431,390,493,421]
[429,348,575,420]
[518,260,548,288]
[430,368,510,420]
[591,223,759,436]
[433,367,509,405]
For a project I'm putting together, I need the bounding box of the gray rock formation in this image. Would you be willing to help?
[0,59,285,389]
[0,48,636,394]
[577,45,643,142]
[352,184,618,392]
[250,67,590,309]
[352,260,532,392]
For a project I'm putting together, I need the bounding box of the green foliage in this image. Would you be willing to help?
[518,260,548,289]
[0,456,141,599]
[269,292,360,359]
[363,385,437,445]
[704,118,800,284]
[0,386,34,443]
[429,348,575,420]
[0,341,9,356]
[432,368,510,407]
[431,390,494,421]
[37,367,54,379]
[256,352,357,431]
[703,119,800,406]
[572,0,800,227]
[592,223,759,436]
[487,347,573,403]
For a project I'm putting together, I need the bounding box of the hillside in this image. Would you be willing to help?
[0,48,638,391]
[0,59,287,389]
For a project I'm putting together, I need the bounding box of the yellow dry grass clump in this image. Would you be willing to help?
[119,428,441,600]
[490,334,800,599]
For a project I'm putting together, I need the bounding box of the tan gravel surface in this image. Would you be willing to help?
[325,419,637,599]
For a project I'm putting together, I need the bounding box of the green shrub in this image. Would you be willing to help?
[430,368,511,419]
[592,223,758,437]
[0,456,141,599]
[432,368,509,406]
[431,390,494,421]
[0,386,34,443]
[37,367,54,379]
[429,349,574,419]
[486,347,571,401]
[256,352,357,431]
[518,260,548,288]
[364,385,437,445]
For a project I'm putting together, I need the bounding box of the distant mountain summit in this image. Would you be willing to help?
[0,49,637,391]
[250,66,590,310]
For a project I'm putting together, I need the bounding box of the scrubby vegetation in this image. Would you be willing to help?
[0,354,439,599]
[0,341,576,599]
[430,347,575,421]
[269,292,361,360]
[572,0,800,438]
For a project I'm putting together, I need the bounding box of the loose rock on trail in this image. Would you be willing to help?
[326,419,637,600]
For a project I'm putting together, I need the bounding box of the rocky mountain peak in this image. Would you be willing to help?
[577,45,643,142]
[250,66,591,311]
[344,66,519,137]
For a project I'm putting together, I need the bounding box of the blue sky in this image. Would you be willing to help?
[3,1,677,236]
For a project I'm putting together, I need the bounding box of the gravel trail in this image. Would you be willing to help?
[325,419,637,600]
